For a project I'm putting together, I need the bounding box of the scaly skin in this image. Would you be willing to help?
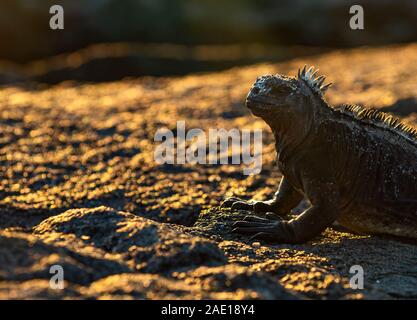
[222,66,417,243]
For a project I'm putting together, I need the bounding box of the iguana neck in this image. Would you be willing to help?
[271,120,309,163]
[268,98,326,162]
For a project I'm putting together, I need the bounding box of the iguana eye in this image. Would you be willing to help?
[271,85,292,95]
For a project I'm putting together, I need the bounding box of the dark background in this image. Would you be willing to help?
[0,0,416,82]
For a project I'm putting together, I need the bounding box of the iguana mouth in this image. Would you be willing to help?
[246,97,277,110]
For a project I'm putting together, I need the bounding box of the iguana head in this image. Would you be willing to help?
[246,66,332,121]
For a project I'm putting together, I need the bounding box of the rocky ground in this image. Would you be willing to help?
[0,43,416,299]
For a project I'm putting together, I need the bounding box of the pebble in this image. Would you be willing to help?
[252,241,261,248]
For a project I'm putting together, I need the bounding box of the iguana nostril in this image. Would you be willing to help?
[252,87,260,95]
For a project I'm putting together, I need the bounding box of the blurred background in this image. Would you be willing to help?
[0,0,416,84]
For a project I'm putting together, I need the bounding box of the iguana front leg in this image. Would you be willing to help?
[221,176,303,216]
[232,176,340,243]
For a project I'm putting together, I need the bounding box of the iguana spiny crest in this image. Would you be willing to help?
[297,65,332,97]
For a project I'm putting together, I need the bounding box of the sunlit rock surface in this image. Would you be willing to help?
[0,43,416,299]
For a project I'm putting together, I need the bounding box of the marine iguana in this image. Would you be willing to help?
[222,66,417,243]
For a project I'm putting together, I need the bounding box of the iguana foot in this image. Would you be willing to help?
[232,214,294,243]
[221,197,277,215]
